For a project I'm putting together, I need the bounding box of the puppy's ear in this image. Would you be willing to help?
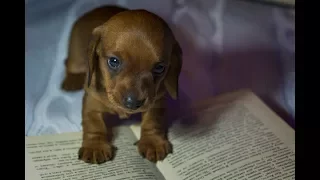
[164,40,182,100]
[87,26,103,87]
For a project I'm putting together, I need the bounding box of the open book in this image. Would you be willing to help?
[25,89,295,180]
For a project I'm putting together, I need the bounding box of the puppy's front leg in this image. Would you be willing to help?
[137,98,172,162]
[78,94,115,164]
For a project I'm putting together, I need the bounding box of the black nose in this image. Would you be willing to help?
[123,94,145,110]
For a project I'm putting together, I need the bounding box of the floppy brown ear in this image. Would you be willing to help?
[87,26,103,87]
[164,40,182,100]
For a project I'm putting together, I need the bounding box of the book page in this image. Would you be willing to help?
[130,90,295,180]
[26,149,42,180]
[25,126,165,180]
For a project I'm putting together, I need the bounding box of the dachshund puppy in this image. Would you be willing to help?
[61,5,182,164]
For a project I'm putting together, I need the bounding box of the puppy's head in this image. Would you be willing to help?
[87,10,182,114]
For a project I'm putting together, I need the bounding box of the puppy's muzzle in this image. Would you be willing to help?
[123,92,146,110]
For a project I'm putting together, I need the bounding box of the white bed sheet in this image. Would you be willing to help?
[25,0,295,136]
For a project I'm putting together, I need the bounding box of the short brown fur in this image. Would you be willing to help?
[61,5,182,164]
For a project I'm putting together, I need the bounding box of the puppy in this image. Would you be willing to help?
[61,5,182,164]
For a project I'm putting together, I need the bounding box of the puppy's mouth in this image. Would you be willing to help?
[107,93,152,114]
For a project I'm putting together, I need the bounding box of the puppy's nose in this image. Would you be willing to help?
[123,94,145,110]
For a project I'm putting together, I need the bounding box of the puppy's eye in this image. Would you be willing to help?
[107,57,121,70]
[152,63,165,75]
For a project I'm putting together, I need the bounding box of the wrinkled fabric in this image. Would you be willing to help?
[25,0,295,136]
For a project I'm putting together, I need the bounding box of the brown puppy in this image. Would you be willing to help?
[61,5,182,164]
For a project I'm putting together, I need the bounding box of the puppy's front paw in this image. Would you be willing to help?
[137,136,172,163]
[78,143,116,164]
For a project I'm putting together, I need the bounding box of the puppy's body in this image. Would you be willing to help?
[62,5,182,164]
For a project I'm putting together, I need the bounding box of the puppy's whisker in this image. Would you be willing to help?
[105,90,115,93]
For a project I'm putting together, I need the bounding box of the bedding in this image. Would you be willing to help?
[25,0,295,136]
